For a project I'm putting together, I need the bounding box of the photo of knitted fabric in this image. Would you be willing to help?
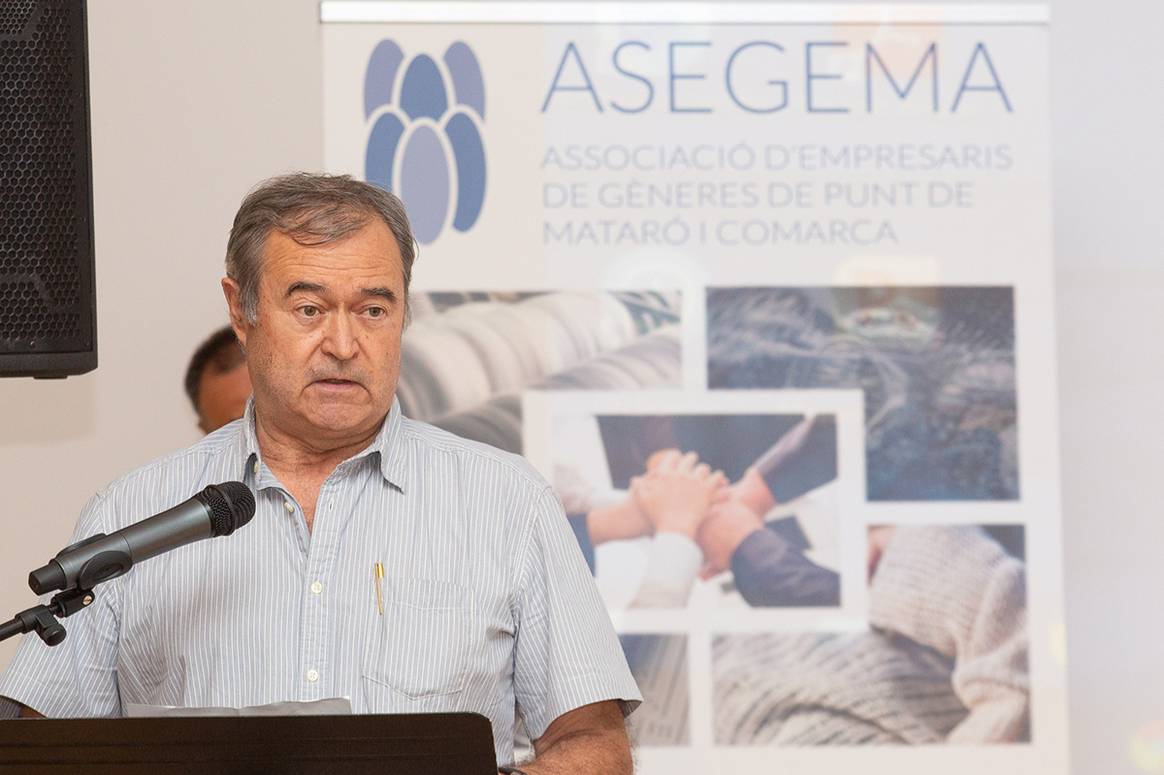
[707,286,1018,501]
[397,290,682,453]
[620,634,690,747]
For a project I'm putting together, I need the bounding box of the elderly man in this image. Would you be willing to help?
[0,174,640,774]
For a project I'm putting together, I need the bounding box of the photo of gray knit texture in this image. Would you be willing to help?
[397,290,681,453]
[620,634,690,747]
[707,286,1017,501]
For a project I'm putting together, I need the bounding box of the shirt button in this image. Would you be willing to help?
[252,461,260,475]
[284,501,294,513]
[306,668,319,683]
[310,580,323,595]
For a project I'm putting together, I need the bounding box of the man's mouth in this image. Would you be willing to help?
[314,378,360,388]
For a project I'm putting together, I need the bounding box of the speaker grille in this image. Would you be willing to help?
[0,1,36,37]
[0,0,94,359]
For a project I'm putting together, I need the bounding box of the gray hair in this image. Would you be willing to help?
[225,172,417,323]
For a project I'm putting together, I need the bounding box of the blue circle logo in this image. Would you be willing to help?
[363,40,486,244]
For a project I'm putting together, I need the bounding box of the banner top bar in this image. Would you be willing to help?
[320,2,1050,25]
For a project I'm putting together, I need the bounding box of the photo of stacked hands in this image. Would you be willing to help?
[557,412,841,609]
[399,285,1029,748]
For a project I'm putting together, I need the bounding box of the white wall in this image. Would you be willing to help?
[0,0,322,682]
[1051,1,1164,773]
[1,2,1160,773]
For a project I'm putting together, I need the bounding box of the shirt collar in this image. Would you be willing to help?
[235,397,407,492]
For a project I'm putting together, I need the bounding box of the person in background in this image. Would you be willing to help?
[184,325,252,434]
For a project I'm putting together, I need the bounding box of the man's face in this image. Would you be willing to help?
[197,364,252,434]
[224,220,407,445]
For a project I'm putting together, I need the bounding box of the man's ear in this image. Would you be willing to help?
[221,277,251,349]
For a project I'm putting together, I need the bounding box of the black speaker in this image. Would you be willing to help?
[0,0,95,378]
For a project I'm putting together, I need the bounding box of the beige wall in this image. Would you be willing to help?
[1,2,1162,774]
[0,0,321,664]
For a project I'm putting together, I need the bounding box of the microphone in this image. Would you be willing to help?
[28,482,256,595]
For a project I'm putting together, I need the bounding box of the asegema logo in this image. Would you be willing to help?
[363,40,485,245]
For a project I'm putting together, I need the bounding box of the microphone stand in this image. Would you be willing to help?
[1,531,132,647]
[0,587,96,646]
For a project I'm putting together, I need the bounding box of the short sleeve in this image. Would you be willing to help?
[0,492,123,718]
[512,488,641,739]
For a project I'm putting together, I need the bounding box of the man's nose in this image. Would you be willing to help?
[320,311,359,360]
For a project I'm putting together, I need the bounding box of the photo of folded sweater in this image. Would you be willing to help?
[713,526,1029,745]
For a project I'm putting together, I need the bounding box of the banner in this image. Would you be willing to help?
[322,4,1068,772]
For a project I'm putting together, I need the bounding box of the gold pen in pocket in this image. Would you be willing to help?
[374,561,385,616]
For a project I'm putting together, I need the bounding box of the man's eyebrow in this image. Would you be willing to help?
[284,282,398,303]
[362,287,398,303]
[285,281,325,298]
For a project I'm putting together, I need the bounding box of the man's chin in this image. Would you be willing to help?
[303,398,385,435]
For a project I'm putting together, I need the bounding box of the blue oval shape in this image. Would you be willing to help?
[364,39,404,119]
[399,125,450,244]
[445,111,486,232]
[365,112,405,193]
[399,54,448,122]
[444,42,485,119]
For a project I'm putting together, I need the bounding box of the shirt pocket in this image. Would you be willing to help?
[362,577,473,700]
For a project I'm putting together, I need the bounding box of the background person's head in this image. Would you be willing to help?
[221,173,417,447]
[185,325,251,434]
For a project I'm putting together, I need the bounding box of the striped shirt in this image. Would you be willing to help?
[0,399,640,763]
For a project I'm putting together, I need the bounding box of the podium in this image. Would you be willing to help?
[0,713,497,774]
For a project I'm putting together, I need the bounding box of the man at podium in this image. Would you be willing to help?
[0,174,641,774]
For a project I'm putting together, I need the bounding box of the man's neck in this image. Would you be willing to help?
[253,408,384,481]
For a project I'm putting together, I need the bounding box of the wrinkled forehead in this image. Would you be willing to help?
[260,222,405,291]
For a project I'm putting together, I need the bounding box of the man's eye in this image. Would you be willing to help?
[300,306,320,318]
[366,307,385,318]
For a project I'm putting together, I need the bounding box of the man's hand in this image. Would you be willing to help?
[728,466,777,516]
[631,450,727,540]
[695,499,764,579]
[512,700,631,775]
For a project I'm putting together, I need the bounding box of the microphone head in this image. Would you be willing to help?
[201,482,256,536]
